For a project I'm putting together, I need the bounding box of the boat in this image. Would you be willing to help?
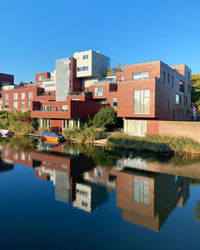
[0,129,13,138]
[41,132,64,142]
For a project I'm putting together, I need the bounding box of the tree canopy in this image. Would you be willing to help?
[93,106,118,131]
[191,74,200,108]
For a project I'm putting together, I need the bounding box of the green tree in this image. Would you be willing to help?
[191,74,200,108]
[93,106,117,131]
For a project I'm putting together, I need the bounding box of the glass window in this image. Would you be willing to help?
[21,102,25,108]
[21,93,25,100]
[4,102,9,108]
[133,178,149,205]
[28,92,33,99]
[28,101,31,108]
[95,87,103,96]
[83,55,88,60]
[172,75,174,88]
[176,94,181,104]
[4,94,9,100]
[39,76,44,81]
[168,73,170,84]
[133,72,148,80]
[134,90,150,114]
[112,98,118,107]
[62,105,68,111]
[13,93,18,100]
[14,102,18,109]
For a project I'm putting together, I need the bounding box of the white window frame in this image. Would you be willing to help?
[14,102,18,109]
[95,87,103,97]
[21,93,25,100]
[28,92,33,99]
[133,72,148,80]
[13,93,18,100]
[134,90,150,115]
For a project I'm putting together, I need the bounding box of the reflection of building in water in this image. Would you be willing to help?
[0,143,193,229]
[35,166,70,204]
[116,167,190,231]
[73,181,109,213]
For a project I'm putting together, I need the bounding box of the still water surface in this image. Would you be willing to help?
[0,139,200,250]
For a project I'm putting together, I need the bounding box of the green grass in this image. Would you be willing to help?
[107,133,200,155]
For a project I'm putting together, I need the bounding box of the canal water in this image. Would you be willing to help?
[0,138,200,250]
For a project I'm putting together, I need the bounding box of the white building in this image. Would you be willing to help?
[74,50,110,88]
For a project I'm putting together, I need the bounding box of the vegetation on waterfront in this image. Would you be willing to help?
[62,106,122,144]
[107,133,200,155]
[63,127,105,144]
[83,106,122,131]
[192,74,200,108]
[0,111,38,135]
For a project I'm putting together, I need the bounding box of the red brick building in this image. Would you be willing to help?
[1,55,192,135]
[2,86,55,112]
[115,61,191,136]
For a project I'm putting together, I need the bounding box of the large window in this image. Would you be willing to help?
[13,93,18,100]
[112,98,118,108]
[134,90,150,114]
[14,102,18,109]
[95,87,103,97]
[21,93,25,100]
[133,178,149,205]
[4,94,9,100]
[28,92,33,99]
[133,72,148,80]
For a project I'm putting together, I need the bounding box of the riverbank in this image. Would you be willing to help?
[107,133,200,156]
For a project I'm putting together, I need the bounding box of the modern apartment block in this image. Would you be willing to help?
[74,50,110,88]
[115,61,191,136]
[1,50,192,135]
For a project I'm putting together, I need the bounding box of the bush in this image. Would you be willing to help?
[62,127,104,144]
[93,106,117,131]
[82,116,93,129]
[9,121,34,135]
[62,128,79,141]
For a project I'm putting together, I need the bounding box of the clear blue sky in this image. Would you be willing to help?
[0,0,200,83]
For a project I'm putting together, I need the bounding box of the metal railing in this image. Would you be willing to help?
[118,76,160,82]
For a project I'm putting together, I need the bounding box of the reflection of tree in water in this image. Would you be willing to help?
[193,201,200,222]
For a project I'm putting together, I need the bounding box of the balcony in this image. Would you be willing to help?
[118,76,160,82]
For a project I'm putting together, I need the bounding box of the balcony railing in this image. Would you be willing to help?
[118,76,160,82]
[33,109,68,112]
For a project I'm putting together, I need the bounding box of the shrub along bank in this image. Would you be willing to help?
[63,127,105,144]
[0,111,38,136]
[107,133,200,156]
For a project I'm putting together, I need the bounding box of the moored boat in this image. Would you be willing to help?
[41,132,64,142]
[0,129,13,138]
